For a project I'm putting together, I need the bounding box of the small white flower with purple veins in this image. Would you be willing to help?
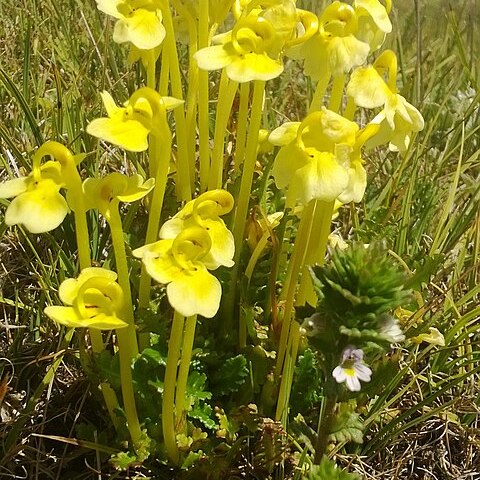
[332,347,372,392]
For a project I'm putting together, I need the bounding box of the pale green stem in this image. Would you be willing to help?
[296,200,334,306]
[343,96,356,121]
[162,310,185,464]
[158,47,170,96]
[231,80,265,260]
[233,82,250,173]
[314,387,337,464]
[138,130,172,309]
[328,74,346,114]
[275,320,300,423]
[106,203,142,447]
[226,80,265,337]
[198,0,210,192]
[309,73,331,113]
[209,72,238,189]
[146,50,156,90]
[174,315,197,434]
[161,0,191,201]
[275,200,316,377]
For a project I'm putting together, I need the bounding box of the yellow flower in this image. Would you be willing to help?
[291,1,370,80]
[354,0,392,51]
[95,0,166,50]
[270,108,359,206]
[86,88,183,152]
[194,6,296,82]
[347,51,424,151]
[0,176,68,234]
[159,189,235,269]
[77,172,155,218]
[133,227,222,318]
[412,327,445,347]
[0,143,80,234]
[44,267,128,330]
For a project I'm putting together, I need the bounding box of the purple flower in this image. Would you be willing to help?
[332,347,372,392]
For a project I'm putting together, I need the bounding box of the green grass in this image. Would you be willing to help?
[0,0,479,478]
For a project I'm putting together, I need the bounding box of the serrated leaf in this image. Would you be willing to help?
[329,403,364,444]
[110,451,138,470]
[211,354,249,396]
[186,371,212,402]
[303,457,362,480]
[290,349,321,413]
[189,402,216,430]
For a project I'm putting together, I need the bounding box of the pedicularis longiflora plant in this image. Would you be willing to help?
[0,0,423,476]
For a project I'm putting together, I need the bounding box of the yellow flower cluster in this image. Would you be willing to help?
[133,190,235,318]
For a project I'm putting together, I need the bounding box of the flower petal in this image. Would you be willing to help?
[167,266,221,318]
[87,117,150,152]
[194,44,234,71]
[226,53,284,82]
[5,180,68,233]
[0,177,29,198]
[113,10,166,50]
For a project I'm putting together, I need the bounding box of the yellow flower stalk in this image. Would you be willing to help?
[44,268,128,330]
[78,172,154,449]
[95,0,166,50]
[133,226,225,318]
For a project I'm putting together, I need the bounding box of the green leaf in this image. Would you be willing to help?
[290,349,322,414]
[211,354,249,396]
[109,451,138,470]
[329,403,364,445]
[302,457,362,480]
[189,402,216,430]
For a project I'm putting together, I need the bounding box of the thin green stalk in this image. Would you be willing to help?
[233,82,250,172]
[163,310,185,464]
[175,315,197,433]
[296,200,334,306]
[343,96,356,120]
[328,74,346,113]
[172,0,198,185]
[158,46,170,96]
[225,80,265,337]
[146,50,156,90]
[106,204,142,446]
[275,200,316,377]
[309,73,331,113]
[161,0,191,201]
[209,72,238,189]
[275,321,300,423]
[231,80,265,263]
[198,0,210,191]
[138,125,173,314]
[314,390,337,464]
